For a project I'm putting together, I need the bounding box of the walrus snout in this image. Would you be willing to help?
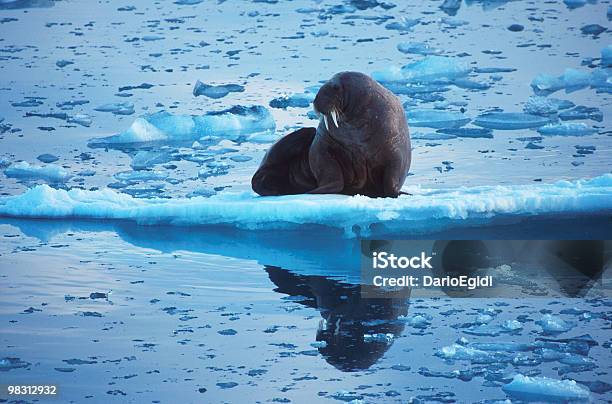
[314,85,342,131]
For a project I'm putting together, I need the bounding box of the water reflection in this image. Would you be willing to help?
[265,265,408,372]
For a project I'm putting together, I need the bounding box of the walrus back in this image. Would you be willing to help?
[251,127,317,196]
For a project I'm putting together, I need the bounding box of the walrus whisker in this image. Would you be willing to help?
[330,109,339,127]
[323,115,329,131]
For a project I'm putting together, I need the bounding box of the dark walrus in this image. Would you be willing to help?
[252,71,411,198]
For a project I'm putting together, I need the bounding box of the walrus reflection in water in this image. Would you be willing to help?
[252,72,411,198]
[265,265,408,371]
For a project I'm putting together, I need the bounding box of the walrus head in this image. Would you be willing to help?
[313,71,375,131]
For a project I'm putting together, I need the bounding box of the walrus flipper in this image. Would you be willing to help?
[251,127,317,196]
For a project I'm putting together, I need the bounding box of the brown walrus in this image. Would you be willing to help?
[252,71,411,198]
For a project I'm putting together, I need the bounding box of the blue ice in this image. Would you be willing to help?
[502,374,590,402]
[396,42,443,56]
[406,109,471,129]
[523,96,575,116]
[94,102,135,115]
[473,112,551,130]
[4,161,71,183]
[269,92,315,109]
[192,80,245,99]
[537,123,597,137]
[536,314,576,335]
[91,106,275,145]
[1,175,610,236]
[372,56,471,84]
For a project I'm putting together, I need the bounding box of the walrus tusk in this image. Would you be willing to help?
[323,115,329,131]
[330,109,339,127]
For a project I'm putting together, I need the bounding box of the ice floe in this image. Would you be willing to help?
[91,106,275,145]
[523,96,575,116]
[531,67,611,95]
[473,112,550,130]
[192,80,245,99]
[372,56,470,84]
[397,42,443,56]
[537,123,597,137]
[406,109,470,129]
[0,175,610,236]
[502,374,590,402]
[4,161,71,183]
[94,102,135,115]
[536,314,576,335]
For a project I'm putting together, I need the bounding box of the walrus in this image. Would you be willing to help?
[252,71,411,198]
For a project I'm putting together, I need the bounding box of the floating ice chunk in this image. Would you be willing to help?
[1,175,611,236]
[373,56,470,84]
[131,150,172,170]
[397,42,443,56]
[37,153,58,163]
[68,113,92,127]
[4,161,71,182]
[192,80,244,99]
[188,187,216,198]
[437,128,493,138]
[118,83,154,92]
[364,333,394,343]
[502,320,523,331]
[473,112,550,130]
[174,0,202,4]
[56,99,89,109]
[590,68,612,93]
[55,59,73,68]
[563,0,587,9]
[470,342,532,352]
[531,69,591,95]
[385,17,420,32]
[11,98,44,108]
[453,78,491,90]
[563,68,591,91]
[0,357,30,371]
[403,314,432,329]
[310,341,327,349]
[114,170,168,183]
[464,324,507,337]
[372,65,404,83]
[559,106,603,122]
[440,17,468,27]
[269,92,315,109]
[523,96,575,116]
[245,130,279,143]
[474,67,516,74]
[536,314,576,335]
[436,344,500,363]
[440,0,461,15]
[94,102,135,115]
[602,45,612,67]
[407,109,470,129]
[537,123,597,137]
[402,56,470,83]
[411,132,457,140]
[502,375,590,402]
[580,24,606,37]
[92,106,275,145]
